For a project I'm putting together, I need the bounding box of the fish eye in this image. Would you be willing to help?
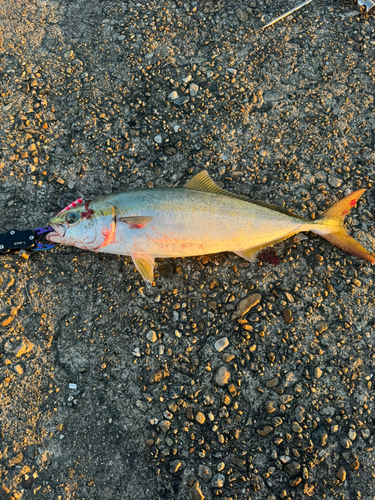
[66,212,80,224]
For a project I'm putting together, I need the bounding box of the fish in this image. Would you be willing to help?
[47,170,375,284]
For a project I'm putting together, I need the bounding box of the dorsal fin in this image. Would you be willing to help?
[184,170,307,221]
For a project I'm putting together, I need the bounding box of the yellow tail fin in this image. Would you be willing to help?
[312,189,375,264]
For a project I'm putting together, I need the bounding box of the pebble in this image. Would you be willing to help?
[292,422,302,433]
[284,372,297,387]
[173,125,180,133]
[315,367,323,379]
[336,466,346,482]
[69,383,77,390]
[284,461,301,476]
[348,429,356,440]
[328,175,342,188]
[146,330,157,343]
[183,75,192,83]
[174,96,190,105]
[266,401,276,413]
[266,377,279,388]
[312,426,328,447]
[231,293,261,320]
[257,425,273,437]
[361,429,370,439]
[14,364,24,375]
[350,459,359,470]
[190,83,199,97]
[264,90,283,102]
[189,481,204,500]
[169,91,179,101]
[214,337,229,352]
[154,135,163,144]
[3,103,12,111]
[64,50,74,59]
[159,420,171,433]
[211,473,225,488]
[282,308,293,324]
[236,8,249,22]
[195,411,205,424]
[214,365,231,386]
[340,437,352,448]
[198,464,212,481]
[8,452,23,467]
[170,460,183,473]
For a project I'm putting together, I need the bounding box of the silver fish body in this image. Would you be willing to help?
[47,170,375,283]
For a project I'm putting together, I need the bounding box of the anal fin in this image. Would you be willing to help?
[233,231,301,263]
[131,253,155,285]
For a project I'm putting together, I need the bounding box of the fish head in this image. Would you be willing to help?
[47,203,100,250]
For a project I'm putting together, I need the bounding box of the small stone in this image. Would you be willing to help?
[186,407,194,420]
[159,420,171,433]
[222,353,234,362]
[174,96,190,105]
[189,481,204,500]
[231,293,261,320]
[266,401,276,413]
[350,459,360,470]
[214,337,229,352]
[257,425,273,437]
[68,383,77,390]
[8,453,23,467]
[348,429,356,440]
[315,367,323,379]
[183,75,192,83]
[15,337,34,358]
[236,8,249,22]
[3,103,12,111]
[292,422,302,433]
[164,146,177,156]
[195,411,205,424]
[173,125,180,133]
[340,437,352,449]
[284,372,297,387]
[150,369,169,383]
[214,365,231,386]
[190,83,199,97]
[170,460,183,473]
[267,352,275,363]
[266,377,279,388]
[295,406,306,423]
[361,429,370,439]
[284,461,301,476]
[146,330,157,343]
[312,426,328,447]
[14,364,24,375]
[264,90,283,102]
[282,308,293,323]
[232,457,246,467]
[136,400,147,412]
[198,464,213,481]
[64,50,74,59]
[154,135,163,144]
[145,439,154,447]
[169,91,179,100]
[336,466,346,482]
[328,175,342,188]
[211,473,225,488]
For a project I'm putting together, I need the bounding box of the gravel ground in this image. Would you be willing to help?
[1,1,375,499]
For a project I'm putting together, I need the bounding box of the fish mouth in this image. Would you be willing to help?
[46,224,66,241]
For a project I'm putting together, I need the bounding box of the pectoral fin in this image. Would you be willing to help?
[120,216,154,229]
[131,253,155,284]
